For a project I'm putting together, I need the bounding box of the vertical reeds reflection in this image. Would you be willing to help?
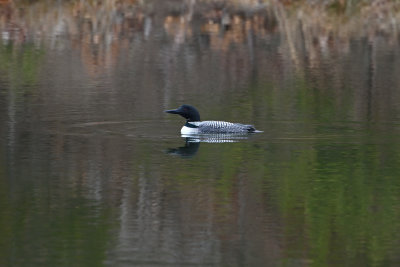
[1,0,400,266]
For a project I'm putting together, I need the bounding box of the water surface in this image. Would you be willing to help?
[1,1,400,266]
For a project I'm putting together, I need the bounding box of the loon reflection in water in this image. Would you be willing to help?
[166,139,200,158]
[181,133,250,143]
[166,134,251,158]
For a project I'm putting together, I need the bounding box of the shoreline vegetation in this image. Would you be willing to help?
[0,0,398,44]
[1,0,399,76]
[1,1,399,58]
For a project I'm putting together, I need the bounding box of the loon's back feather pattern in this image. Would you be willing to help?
[193,121,255,133]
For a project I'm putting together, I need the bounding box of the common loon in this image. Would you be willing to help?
[165,104,260,134]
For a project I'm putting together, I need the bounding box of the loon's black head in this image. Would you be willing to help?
[165,104,201,122]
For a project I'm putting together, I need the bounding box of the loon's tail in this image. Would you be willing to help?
[245,125,263,133]
[247,126,256,132]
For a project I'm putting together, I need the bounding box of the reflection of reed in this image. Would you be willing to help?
[1,0,399,76]
[1,0,400,132]
[2,2,400,265]
[1,0,399,119]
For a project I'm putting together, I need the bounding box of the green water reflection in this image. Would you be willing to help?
[1,0,400,266]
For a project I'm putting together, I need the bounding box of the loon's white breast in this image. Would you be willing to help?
[181,124,199,134]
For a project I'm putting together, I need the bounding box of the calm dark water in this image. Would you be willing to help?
[1,1,400,266]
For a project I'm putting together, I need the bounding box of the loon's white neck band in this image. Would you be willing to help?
[185,122,199,128]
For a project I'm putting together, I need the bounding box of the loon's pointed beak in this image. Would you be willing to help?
[165,108,181,114]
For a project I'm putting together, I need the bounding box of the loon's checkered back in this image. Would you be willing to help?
[196,121,255,133]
